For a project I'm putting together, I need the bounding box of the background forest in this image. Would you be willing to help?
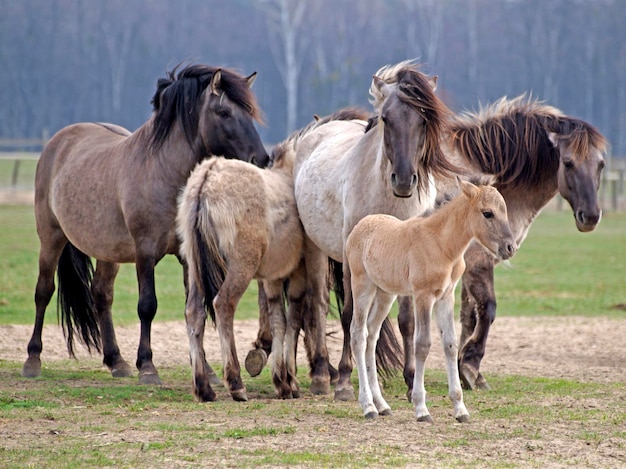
[2,0,625,157]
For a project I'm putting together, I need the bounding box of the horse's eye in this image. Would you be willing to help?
[563,160,575,170]
[598,160,606,171]
[380,114,387,124]
[217,109,231,119]
[482,211,494,219]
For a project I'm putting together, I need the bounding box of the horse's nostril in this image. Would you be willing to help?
[391,173,397,186]
[507,243,516,254]
[411,174,417,187]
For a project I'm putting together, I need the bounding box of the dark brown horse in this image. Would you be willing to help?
[22,64,269,384]
[397,95,608,394]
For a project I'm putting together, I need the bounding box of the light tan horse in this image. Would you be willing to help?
[346,179,517,422]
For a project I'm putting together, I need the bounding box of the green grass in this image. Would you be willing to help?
[1,204,624,325]
[0,360,624,468]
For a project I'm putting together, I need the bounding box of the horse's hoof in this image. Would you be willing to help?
[231,389,248,402]
[245,349,267,377]
[111,363,134,378]
[310,378,331,396]
[475,373,491,391]
[195,388,217,403]
[459,363,478,391]
[456,414,470,423]
[379,408,392,416]
[292,388,301,399]
[364,411,378,420]
[334,387,355,401]
[21,358,42,378]
[139,373,162,385]
[416,414,434,423]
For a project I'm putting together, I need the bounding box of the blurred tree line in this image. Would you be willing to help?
[1,0,624,156]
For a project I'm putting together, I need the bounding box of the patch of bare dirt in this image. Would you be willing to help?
[2,316,625,384]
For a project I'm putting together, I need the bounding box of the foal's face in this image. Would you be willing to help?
[378,83,424,198]
[198,77,270,168]
[556,142,605,232]
[465,183,517,261]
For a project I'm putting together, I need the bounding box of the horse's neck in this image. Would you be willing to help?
[128,121,200,186]
[416,195,475,261]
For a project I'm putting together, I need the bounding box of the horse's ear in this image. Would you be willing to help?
[547,131,559,148]
[428,75,438,91]
[210,69,222,96]
[246,72,257,88]
[373,75,386,91]
[458,176,478,198]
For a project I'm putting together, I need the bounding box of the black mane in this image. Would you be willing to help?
[149,64,261,152]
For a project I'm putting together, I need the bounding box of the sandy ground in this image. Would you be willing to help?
[2,316,625,385]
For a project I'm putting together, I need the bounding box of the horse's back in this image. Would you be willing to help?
[183,158,303,281]
[35,122,137,261]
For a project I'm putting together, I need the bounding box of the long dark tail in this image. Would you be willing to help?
[329,258,403,378]
[56,243,101,357]
[189,200,227,325]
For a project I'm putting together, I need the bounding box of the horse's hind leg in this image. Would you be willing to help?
[458,258,496,391]
[93,260,133,378]
[134,252,161,385]
[284,263,308,398]
[264,279,293,399]
[397,296,415,401]
[185,282,216,402]
[22,230,67,378]
[244,280,272,377]
[214,271,253,402]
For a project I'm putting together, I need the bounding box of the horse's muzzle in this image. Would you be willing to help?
[391,173,417,198]
[575,209,601,232]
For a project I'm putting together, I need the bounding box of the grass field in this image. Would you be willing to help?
[1,204,624,326]
[0,203,625,468]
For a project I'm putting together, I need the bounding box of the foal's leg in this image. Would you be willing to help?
[411,297,435,423]
[366,291,396,417]
[350,278,378,418]
[458,253,496,391]
[185,282,216,402]
[214,270,253,402]
[134,251,161,385]
[93,260,133,377]
[434,294,469,423]
[244,280,272,377]
[22,230,67,378]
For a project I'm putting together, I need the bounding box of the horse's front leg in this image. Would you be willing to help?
[302,239,332,396]
[244,280,272,378]
[366,292,396,417]
[185,282,216,402]
[458,252,496,391]
[93,260,133,378]
[411,297,434,423]
[435,293,469,423]
[397,295,415,401]
[134,253,161,385]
